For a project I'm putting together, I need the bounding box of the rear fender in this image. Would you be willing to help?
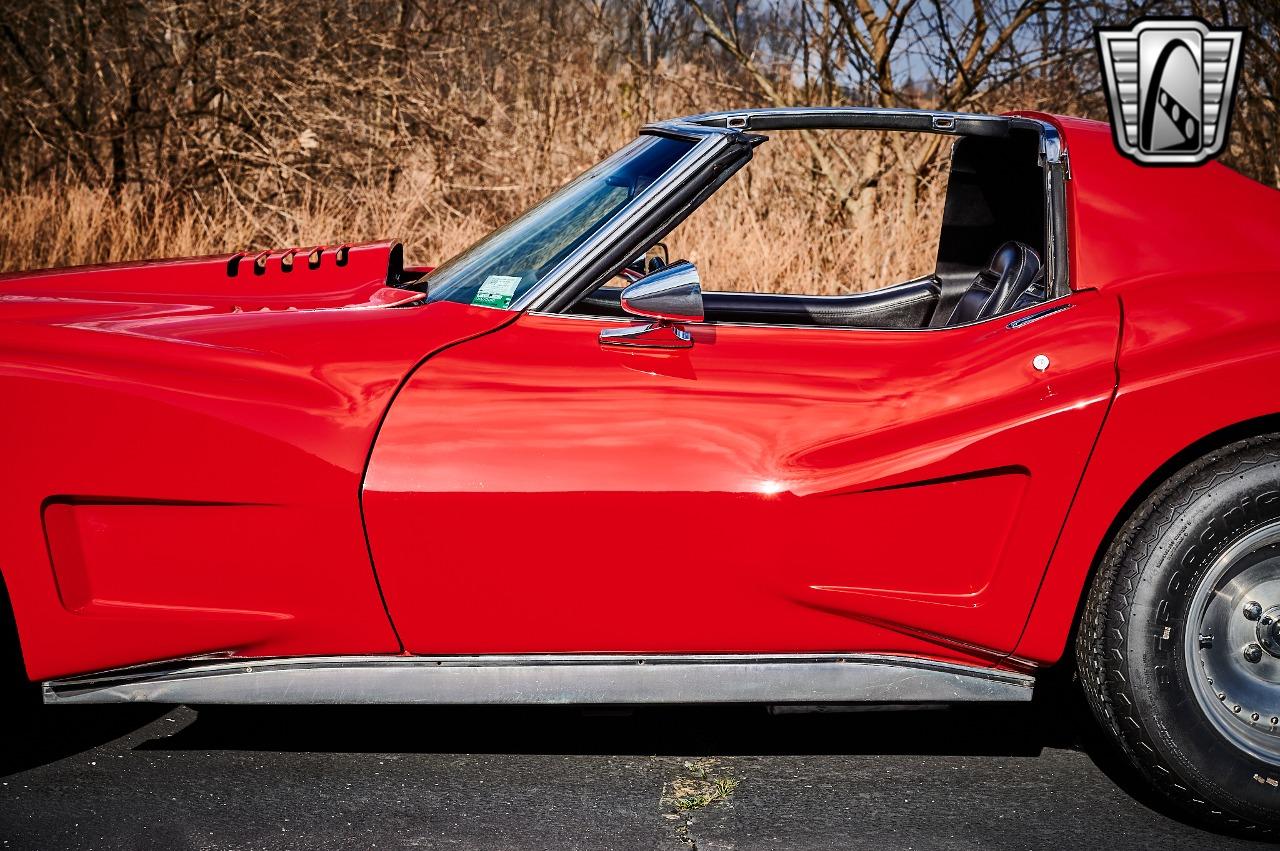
[1014,275,1280,664]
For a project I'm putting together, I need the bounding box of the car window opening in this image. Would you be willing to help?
[571,126,1051,330]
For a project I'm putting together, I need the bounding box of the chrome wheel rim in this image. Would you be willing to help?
[1186,521,1280,765]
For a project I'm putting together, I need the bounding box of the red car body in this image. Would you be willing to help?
[2,112,1279,691]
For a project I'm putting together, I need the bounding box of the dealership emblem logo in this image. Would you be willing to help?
[1096,18,1244,165]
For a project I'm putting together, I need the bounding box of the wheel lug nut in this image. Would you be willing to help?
[1245,644,1264,663]
[1244,601,1263,621]
[1253,713,1261,721]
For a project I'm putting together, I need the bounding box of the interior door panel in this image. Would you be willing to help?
[362,290,1120,663]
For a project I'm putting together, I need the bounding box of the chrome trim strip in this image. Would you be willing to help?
[1021,119,1071,297]
[639,120,734,140]
[1045,152,1071,297]
[1010,116,1067,167]
[1007,302,1074,329]
[43,654,1034,706]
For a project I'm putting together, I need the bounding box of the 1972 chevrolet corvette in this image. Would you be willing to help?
[3,107,1280,832]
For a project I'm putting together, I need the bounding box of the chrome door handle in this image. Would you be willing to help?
[599,321,693,349]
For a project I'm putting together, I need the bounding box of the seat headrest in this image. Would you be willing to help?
[979,241,1041,320]
[943,240,1044,326]
[989,242,1029,275]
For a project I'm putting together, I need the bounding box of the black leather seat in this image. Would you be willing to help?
[945,241,1041,325]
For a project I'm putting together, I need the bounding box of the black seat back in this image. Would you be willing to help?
[945,241,1041,326]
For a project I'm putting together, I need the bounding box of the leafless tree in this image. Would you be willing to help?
[0,0,1274,274]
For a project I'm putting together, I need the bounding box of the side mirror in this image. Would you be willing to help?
[620,260,704,322]
[600,260,704,349]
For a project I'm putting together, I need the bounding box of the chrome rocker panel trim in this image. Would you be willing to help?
[43,654,1034,706]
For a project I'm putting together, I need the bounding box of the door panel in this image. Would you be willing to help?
[363,291,1119,662]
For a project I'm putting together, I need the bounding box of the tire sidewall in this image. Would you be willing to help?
[1125,459,1280,821]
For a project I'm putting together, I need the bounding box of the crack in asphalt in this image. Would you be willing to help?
[660,758,739,851]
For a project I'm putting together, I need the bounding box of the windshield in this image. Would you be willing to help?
[421,134,696,309]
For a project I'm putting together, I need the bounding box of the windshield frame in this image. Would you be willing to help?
[415,124,731,314]
[508,124,732,313]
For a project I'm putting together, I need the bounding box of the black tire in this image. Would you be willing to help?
[1078,434,1280,836]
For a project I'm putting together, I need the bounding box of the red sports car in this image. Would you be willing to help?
[3,107,1279,833]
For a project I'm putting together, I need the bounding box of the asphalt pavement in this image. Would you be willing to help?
[0,701,1265,850]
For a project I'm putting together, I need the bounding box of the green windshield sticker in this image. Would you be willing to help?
[472,275,521,309]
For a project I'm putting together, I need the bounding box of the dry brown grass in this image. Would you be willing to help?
[0,106,948,295]
[0,1,958,297]
[1,1,1273,297]
[670,130,950,294]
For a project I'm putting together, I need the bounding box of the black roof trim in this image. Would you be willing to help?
[666,107,1012,138]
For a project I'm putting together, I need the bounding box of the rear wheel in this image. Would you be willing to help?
[1078,434,1280,835]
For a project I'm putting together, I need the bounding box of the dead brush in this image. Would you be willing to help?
[0,115,949,294]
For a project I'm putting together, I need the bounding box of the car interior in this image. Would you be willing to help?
[569,127,1050,329]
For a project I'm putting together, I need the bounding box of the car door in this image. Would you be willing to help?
[362,289,1119,663]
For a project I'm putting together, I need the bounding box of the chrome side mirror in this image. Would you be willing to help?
[620,260,703,322]
[600,260,704,350]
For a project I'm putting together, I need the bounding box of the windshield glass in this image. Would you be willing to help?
[422,134,696,309]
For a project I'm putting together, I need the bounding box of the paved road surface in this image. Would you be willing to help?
[0,702,1263,850]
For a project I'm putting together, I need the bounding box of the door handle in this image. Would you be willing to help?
[599,321,693,349]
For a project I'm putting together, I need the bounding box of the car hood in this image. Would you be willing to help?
[0,241,424,324]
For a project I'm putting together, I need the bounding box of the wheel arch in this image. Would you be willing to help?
[1090,412,1280,582]
[1015,410,1280,666]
